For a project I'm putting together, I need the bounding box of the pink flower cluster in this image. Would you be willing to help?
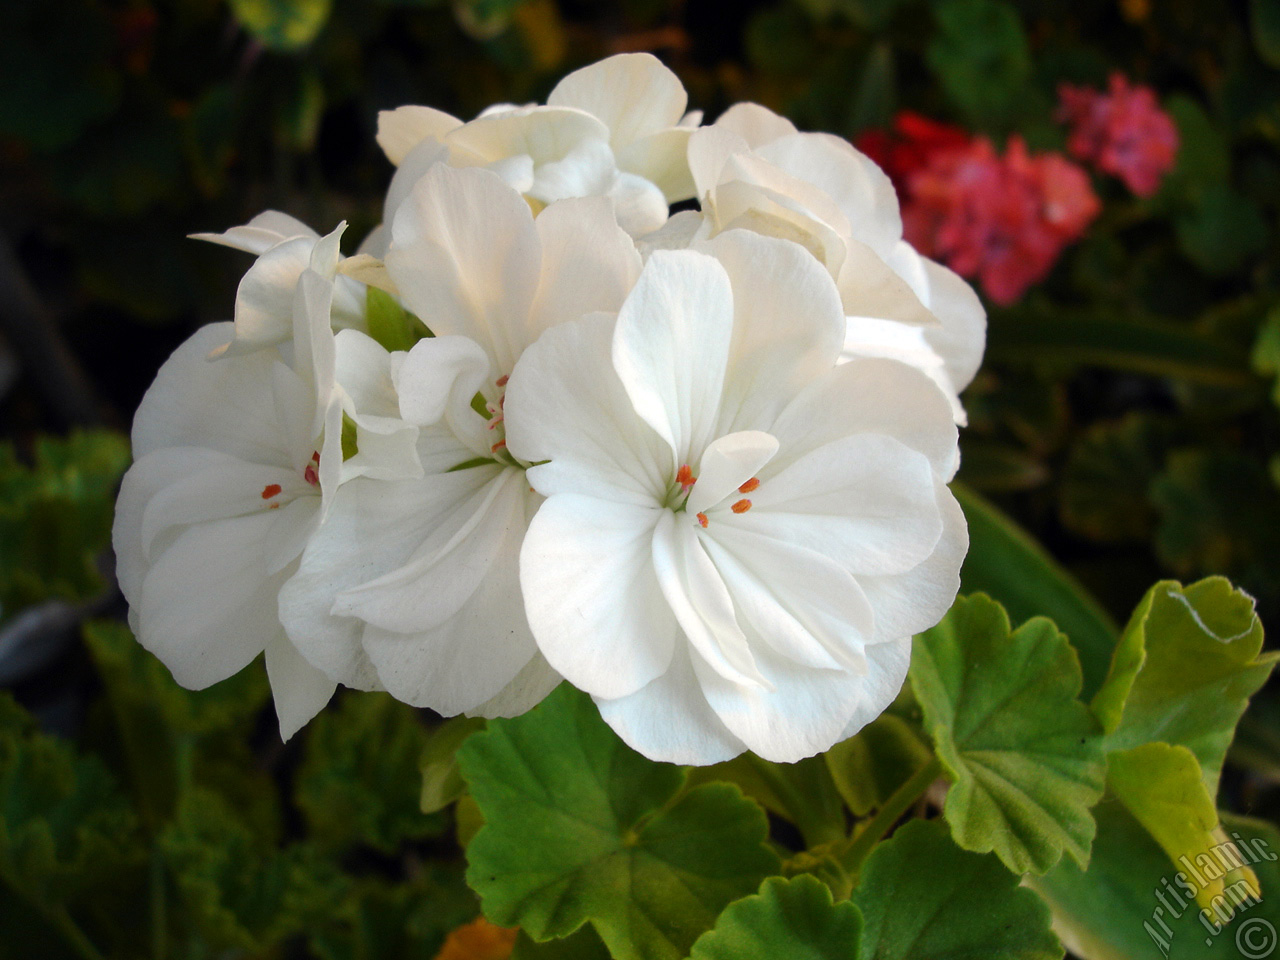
[859,114,1100,305]
[1057,73,1179,197]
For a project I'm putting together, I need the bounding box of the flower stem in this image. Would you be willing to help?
[838,755,943,880]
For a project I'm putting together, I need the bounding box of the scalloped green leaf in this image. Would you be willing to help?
[911,594,1107,874]
[459,685,780,960]
[229,0,332,50]
[852,819,1062,960]
[690,875,862,960]
[824,714,933,819]
[1091,577,1277,796]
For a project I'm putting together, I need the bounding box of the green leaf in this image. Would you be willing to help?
[1032,806,1279,960]
[309,867,480,960]
[824,714,933,819]
[0,431,131,619]
[1252,0,1280,71]
[1060,414,1175,544]
[1176,184,1270,277]
[421,716,488,815]
[229,0,333,50]
[1252,306,1280,407]
[986,309,1256,388]
[954,484,1118,699]
[687,753,846,848]
[366,286,429,354]
[1107,744,1255,913]
[955,440,1049,493]
[852,820,1062,960]
[911,594,1107,875]
[296,691,447,854]
[82,620,272,830]
[1091,578,1276,796]
[459,685,780,960]
[510,925,612,959]
[161,787,344,953]
[925,0,1032,130]
[690,875,862,960]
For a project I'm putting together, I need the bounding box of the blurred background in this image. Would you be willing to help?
[1,0,1278,955]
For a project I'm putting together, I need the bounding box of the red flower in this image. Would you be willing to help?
[1057,73,1179,197]
[902,135,1099,305]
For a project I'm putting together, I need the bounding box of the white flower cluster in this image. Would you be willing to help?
[113,55,984,765]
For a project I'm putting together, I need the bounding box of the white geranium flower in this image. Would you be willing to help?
[661,103,985,422]
[113,226,351,738]
[503,231,967,764]
[192,212,369,357]
[375,53,698,239]
[277,162,642,718]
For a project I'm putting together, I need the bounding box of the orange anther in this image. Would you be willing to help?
[268,502,280,510]
[696,512,709,528]
[495,374,509,387]
[731,499,753,514]
[261,483,282,500]
[738,477,759,494]
[488,416,505,430]
[491,440,507,454]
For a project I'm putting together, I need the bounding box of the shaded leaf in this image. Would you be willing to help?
[853,819,1062,960]
[230,0,333,50]
[824,714,933,819]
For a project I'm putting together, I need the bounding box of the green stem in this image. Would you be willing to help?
[838,756,943,879]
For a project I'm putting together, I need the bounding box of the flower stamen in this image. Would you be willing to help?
[261,483,282,499]
[731,499,753,514]
[738,477,759,493]
[303,451,320,486]
[696,512,709,528]
[676,464,697,493]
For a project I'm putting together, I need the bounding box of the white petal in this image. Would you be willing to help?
[686,430,778,516]
[699,230,845,434]
[382,137,451,231]
[394,335,493,458]
[264,629,337,741]
[912,249,987,394]
[770,357,960,480]
[335,468,524,634]
[841,315,965,426]
[701,527,874,671]
[469,654,561,719]
[731,433,943,577]
[520,493,676,699]
[756,132,901,257]
[525,137,617,204]
[387,165,541,373]
[616,127,695,202]
[190,210,317,255]
[113,447,235,605]
[138,451,299,555]
[506,312,671,506]
[360,476,538,714]
[132,323,295,466]
[279,468,503,689]
[607,171,671,238]
[856,482,967,643]
[612,250,733,465]
[637,210,704,257]
[445,106,610,167]
[595,643,746,765]
[377,105,463,165]
[833,638,912,741]
[688,127,749,203]
[137,513,282,688]
[834,239,937,328]
[652,512,769,689]
[712,102,797,148]
[215,236,315,355]
[527,196,642,336]
[547,53,688,148]
[690,636,866,763]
